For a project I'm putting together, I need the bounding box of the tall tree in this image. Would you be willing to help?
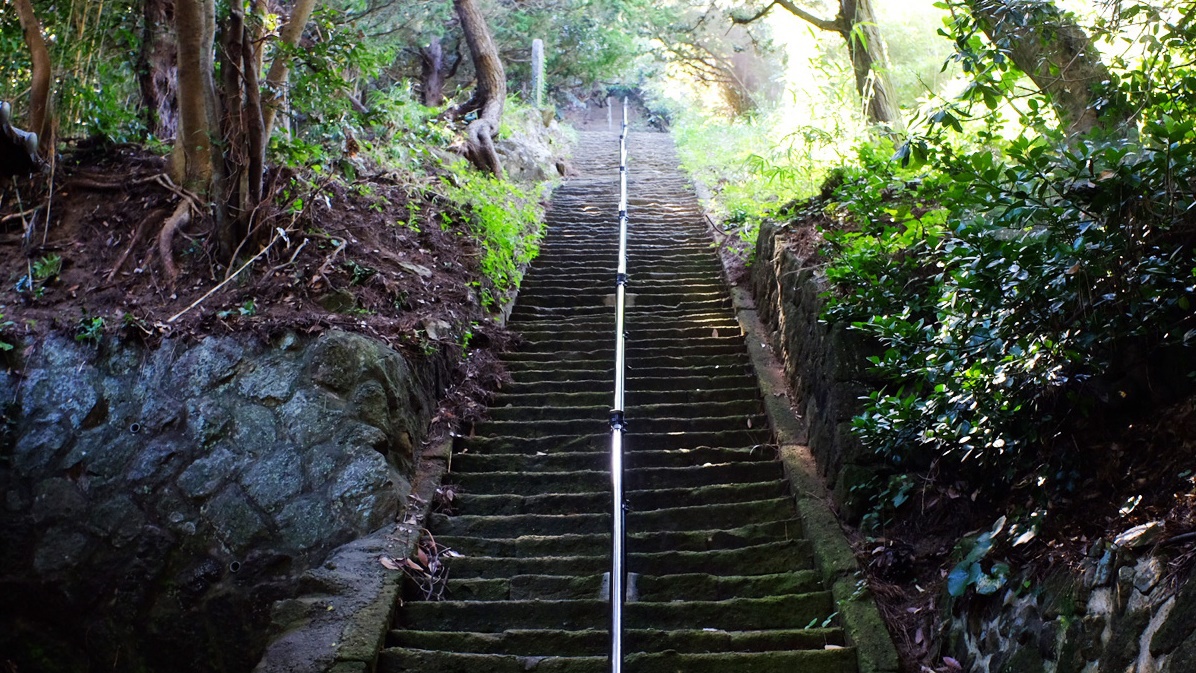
[453,0,506,177]
[138,0,179,140]
[262,0,319,141]
[172,0,219,190]
[735,0,903,129]
[962,0,1131,135]
[12,0,52,155]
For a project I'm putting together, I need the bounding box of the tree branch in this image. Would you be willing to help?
[735,0,840,33]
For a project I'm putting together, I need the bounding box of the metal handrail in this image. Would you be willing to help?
[609,98,629,673]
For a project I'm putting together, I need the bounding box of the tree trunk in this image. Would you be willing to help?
[172,0,219,191]
[261,0,319,140]
[736,0,903,130]
[220,8,248,258]
[13,0,53,155]
[243,22,265,213]
[454,0,506,177]
[839,0,902,130]
[138,0,178,140]
[965,0,1130,135]
[420,36,447,107]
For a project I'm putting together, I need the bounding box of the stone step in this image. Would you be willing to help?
[448,462,784,495]
[394,593,834,632]
[439,540,813,580]
[451,445,774,472]
[434,519,805,557]
[503,351,750,373]
[378,646,858,673]
[490,386,761,410]
[460,429,774,454]
[473,413,767,439]
[428,499,795,537]
[440,570,823,602]
[387,626,846,656]
[489,365,755,387]
[485,399,761,423]
[454,480,786,515]
[499,374,752,395]
[506,339,745,360]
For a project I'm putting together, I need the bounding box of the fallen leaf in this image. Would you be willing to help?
[379,556,402,571]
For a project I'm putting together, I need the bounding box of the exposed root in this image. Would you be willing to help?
[465,119,504,178]
[106,210,160,282]
[157,199,191,285]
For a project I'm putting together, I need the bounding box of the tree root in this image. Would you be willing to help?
[106,210,159,282]
[158,199,191,285]
[466,119,503,178]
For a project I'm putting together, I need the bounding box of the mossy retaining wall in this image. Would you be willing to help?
[750,220,886,520]
[0,330,453,673]
[943,538,1196,673]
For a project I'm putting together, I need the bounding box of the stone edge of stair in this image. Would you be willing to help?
[718,241,901,673]
[254,438,454,673]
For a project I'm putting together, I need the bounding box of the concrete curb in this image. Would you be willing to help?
[254,439,451,673]
[724,273,900,673]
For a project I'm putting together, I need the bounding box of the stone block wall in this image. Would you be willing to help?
[944,539,1196,673]
[0,330,450,672]
[751,220,885,519]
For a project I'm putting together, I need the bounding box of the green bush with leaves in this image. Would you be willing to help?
[817,1,1196,495]
[441,163,544,308]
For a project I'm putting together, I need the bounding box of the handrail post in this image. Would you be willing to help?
[609,97,629,673]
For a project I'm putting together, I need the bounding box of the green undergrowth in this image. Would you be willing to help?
[777,2,1196,541]
[662,103,843,245]
[441,163,545,309]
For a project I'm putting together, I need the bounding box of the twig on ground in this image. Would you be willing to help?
[167,228,286,323]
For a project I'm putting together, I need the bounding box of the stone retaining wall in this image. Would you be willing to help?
[0,330,450,672]
[750,220,885,520]
[751,220,1196,672]
[944,536,1196,673]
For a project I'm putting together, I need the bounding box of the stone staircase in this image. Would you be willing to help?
[377,131,858,672]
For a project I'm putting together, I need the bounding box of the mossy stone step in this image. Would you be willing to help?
[379,645,858,673]
[429,500,797,538]
[455,480,786,515]
[504,351,751,372]
[435,518,804,557]
[516,289,731,309]
[461,429,772,454]
[508,312,740,330]
[506,340,745,360]
[510,300,733,322]
[499,374,752,396]
[489,386,761,411]
[449,462,782,495]
[395,592,834,632]
[442,569,822,602]
[441,540,812,579]
[486,399,761,423]
[475,413,768,439]
[388,626,845,656]
[451,445,774,473]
